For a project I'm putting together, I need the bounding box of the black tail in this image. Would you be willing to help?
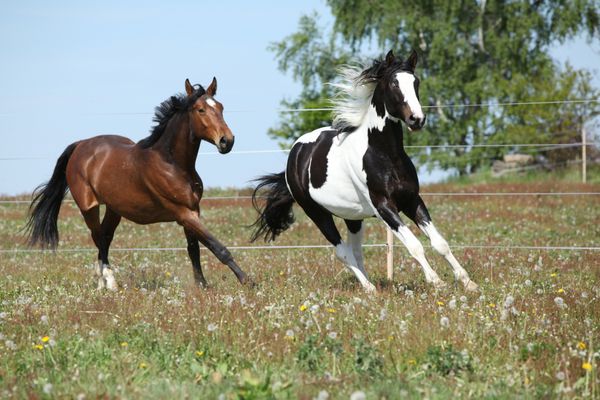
[25,142,78,249]
[250,171,296,242]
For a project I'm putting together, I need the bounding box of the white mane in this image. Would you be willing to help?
[329,65,377,131]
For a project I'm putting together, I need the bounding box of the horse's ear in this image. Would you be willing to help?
[185,79,195,96]
[407,50,418,71]
[385,50,395,65]
[207,77,217,96]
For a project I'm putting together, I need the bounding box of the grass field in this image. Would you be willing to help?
[1,172,599,399]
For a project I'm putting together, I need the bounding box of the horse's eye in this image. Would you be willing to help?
[198,109,205,114]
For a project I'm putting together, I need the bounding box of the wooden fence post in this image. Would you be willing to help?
[582,126,587,184]
[386,227,394,281]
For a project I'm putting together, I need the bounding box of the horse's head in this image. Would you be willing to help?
[185,78,234,154]
[379,50,426,131]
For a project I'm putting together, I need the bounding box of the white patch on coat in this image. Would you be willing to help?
[396,72,424,119]
[206,98,217,108]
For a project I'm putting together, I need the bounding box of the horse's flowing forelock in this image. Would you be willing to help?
[330,65,377,132]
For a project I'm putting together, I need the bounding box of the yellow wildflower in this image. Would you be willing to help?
[550,273,558,278]
[139,362,147,369]
[577,342,586,350]
[299,304,308,312]
[120,342,128,347]
[327,308,336,313]
[557,288,564,294]
[488,303,496,308]
[582,362,592,371]
[41,336,50,343]
[165,271,171,277]
[408,359,417,365]
[437,301,445,306]
[196,351,204,357]
[34,344,44,350]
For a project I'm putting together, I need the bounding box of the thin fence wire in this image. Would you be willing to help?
[1,98,595,117]
[2,191,600,205]
[0,243,599,254]
[1,142,598,160]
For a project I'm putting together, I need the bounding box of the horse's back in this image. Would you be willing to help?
[66,135,151,213]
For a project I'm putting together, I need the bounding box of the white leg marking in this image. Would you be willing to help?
[96,261,106,290]
[347,225,365,274]
[392,223,445,288]
[102,265,118,291]
[420,222,478,291]
[335,242,376,293]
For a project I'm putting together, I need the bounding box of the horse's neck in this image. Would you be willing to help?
[154,113,199,171]
[360,103,405,157]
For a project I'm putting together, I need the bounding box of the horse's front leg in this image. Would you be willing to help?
[184,228,208,289]
[178,210,252,287]
[374,199,446,289]
[408,197,479,292]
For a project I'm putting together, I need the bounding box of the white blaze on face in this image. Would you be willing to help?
[206,98,217,108]
[395,72,424,119]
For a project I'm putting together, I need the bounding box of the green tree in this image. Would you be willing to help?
[269,1,599,175]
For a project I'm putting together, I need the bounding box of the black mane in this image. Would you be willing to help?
[358,55,413,85]
[137,85,206,148]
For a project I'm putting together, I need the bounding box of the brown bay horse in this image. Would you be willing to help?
[26,78,251,290]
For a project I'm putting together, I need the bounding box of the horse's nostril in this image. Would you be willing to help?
[219,137,227,147]
[408,114,416,122]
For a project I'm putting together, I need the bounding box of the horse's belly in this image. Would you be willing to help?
[309,180,374,219]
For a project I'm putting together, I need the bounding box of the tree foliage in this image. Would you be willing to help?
[269,1,599,174]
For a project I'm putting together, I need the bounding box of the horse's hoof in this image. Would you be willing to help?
[364,282,377,294]
[433,280,448,290]
[464,280,479,292]
[241,276,257,289]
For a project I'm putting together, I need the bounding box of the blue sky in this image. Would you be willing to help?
[1,1,598,195]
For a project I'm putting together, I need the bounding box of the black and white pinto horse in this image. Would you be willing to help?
[251,50,478,293]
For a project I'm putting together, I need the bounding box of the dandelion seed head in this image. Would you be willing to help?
[43,383,52,395]
[350,391,366,400]
[440,316,450,328]
[554,297,567,309]
[207,323,218,332]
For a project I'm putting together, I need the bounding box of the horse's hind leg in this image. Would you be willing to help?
[184,228,208,288]
[344,219,367,278]
[81,205,120,290]
[408,197,478,292]
[98,207,121,290]
[305,210,375,293]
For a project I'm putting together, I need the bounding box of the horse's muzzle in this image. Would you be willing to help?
[218,135,235,154]
[407,114,426,131]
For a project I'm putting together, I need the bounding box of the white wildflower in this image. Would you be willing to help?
[554,297,567,309]
[350,391,366,400]
[503,295,514,309]
[207,323,218,332]
[440,316,450,328]
[315,390,329,400]
[328,332,338,340]
[448,299,457,309]
[43,383,53,395]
